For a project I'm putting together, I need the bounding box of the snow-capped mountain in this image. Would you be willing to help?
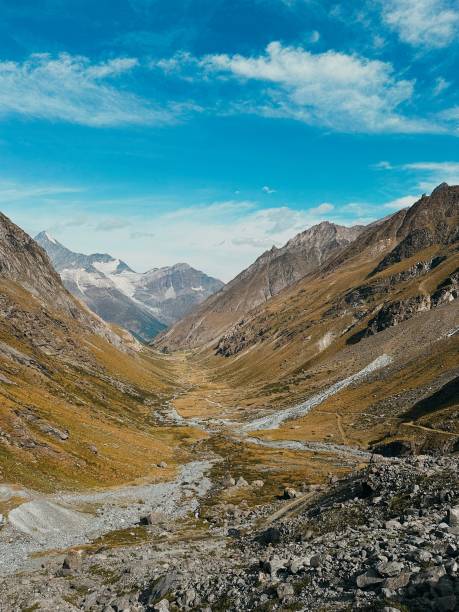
[35,232,224,340]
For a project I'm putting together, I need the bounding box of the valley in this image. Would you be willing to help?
[0,185,458,611]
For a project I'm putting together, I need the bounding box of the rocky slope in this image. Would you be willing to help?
[0,213,198,492]
[156,221,363,351]
[36,232,224,341]
[1,455,458,611]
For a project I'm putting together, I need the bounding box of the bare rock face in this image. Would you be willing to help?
[156,221,363,350]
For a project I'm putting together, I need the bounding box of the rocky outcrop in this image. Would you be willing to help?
[3,456,459,611]
[371,183,459,275]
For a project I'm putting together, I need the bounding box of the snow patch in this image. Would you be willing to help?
[43,231,57,244]
[93,260,120,275]
[164,285,176,299]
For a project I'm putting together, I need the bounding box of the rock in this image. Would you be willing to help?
[227,528,241,538]
[258,527,281,545]
[223,473,236,487]
[289,558,303,574]
[147,572,179,605]
[262,556,288,579]
[157,461,168,469]
[62,551,82,574]
[276,583,294,600]
[356,569,384,589]
[376,560,404,577]
[140,512,164,526]
[384,519,402,530]
[282,488,297,500]
[88,444,98,455]
[447,505,459,534]
[251,480,264,489]
[309,554,322,568]
[235,476,249,487]
[153,600,170,612]
[382,572,411,591]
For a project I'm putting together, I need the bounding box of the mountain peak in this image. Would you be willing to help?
[35,230,58,245]
[431,182,449,195]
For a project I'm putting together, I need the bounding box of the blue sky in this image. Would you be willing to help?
[0,0,458,280]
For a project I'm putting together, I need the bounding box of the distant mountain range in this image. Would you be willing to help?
[35,232,224,342]
[155,221,364,350]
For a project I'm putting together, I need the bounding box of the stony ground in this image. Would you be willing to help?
[1,453,458,611]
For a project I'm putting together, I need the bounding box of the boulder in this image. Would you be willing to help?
[140,512,164,526]
[355,569,384,589]
[147,572,179,606]
[376,560,404,577]
[282,488,297,500]
[382,572,411,591]
[62,551,82,574]
[258,527,281,545]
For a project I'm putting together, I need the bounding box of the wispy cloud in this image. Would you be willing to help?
[379,0,459,49]
[156,42,435,134]
[403,161,459,190]
[0,53,170,127]
[0,180,82,202]
[262,185,276,194]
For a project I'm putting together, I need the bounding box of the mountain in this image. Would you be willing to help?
[0,212,194,492]
[186,183,458,454]
[155,221,364,351]
[35,232,224,341]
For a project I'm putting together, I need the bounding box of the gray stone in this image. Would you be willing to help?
[356,569,384,589]
[376,560,404,577]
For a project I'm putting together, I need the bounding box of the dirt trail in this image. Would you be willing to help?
[263,492,317,526]
[401,421,459,437]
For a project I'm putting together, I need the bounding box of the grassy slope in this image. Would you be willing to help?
[0,278,204,493]
[185,241,459,452]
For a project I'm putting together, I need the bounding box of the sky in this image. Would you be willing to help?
[0,0,458,281]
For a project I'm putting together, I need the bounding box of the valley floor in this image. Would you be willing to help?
[0,331,458,610]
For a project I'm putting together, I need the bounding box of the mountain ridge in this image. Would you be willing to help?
[155,220,364,351]
[35,232,224,341]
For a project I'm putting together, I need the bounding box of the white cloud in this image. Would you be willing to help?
[262,185,276,194]
[383,194,420,209]
[402,161,459,190]
[374,160,393,170]
[311,202,334,213]
[380,0,459,48]
[0,53,169,127]
[433,77,450,96]
[161,42,432,134]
